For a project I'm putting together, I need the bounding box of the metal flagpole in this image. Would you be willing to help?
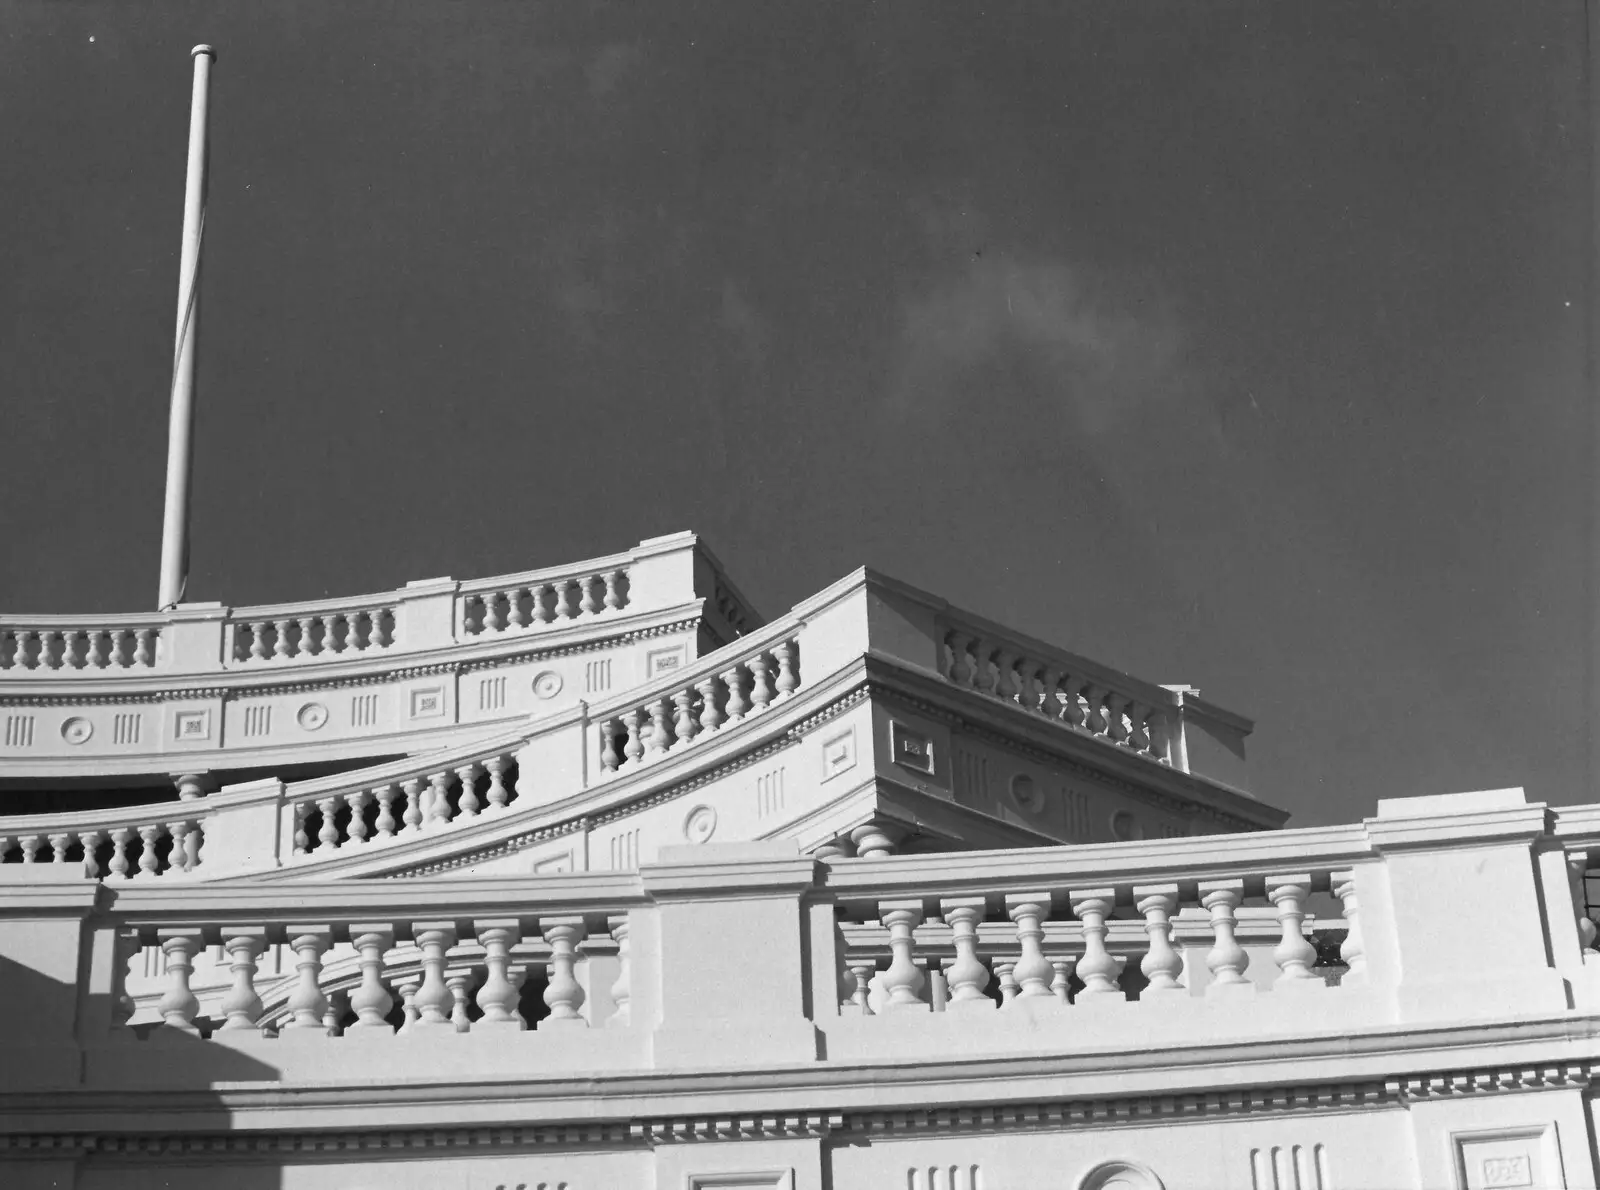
[157,45,216,611]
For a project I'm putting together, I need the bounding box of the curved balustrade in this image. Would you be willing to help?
[457,567,628,637]
[226,604,394,665]
[288,751,524,857]
[1,622,162,671]
[0,804,200,879]
[594,637,800,777]
[940,621,1178,767]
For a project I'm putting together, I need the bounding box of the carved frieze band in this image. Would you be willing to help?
[0,1064,1587,1160]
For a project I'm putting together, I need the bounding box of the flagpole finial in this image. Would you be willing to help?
[192,45,215,59]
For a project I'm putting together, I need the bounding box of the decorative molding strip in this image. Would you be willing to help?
[457,619,700,675]
[0,1113,841,1159]
[0,1067,1582,1160]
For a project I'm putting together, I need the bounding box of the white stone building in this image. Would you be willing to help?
[0,532,1594,1189]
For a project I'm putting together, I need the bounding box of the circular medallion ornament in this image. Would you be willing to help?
[683,804,718,844]
[60,717,93,745]
[297,702,329,731]
[532,670,564,700]
[1010,772,1045,814]
[1110,809,1139,841]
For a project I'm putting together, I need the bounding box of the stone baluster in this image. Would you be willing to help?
[1005,893,1057,1001]
[850,821,901,859]
[136,825,162,878]
[316,796,341,851]
[348,927,395,1030]
[621,709,645,766]
[373,785,398,838]
[112,928,140,1029]
[134,628,155,667]
[557,580,579,620]
[1134,884,1184,997]
[110,628,131,667]
[281,928,332,1031]
[410,923,458,1030]
[1331,870,1368,983]
[1051,959,1075,1003]
[877,901,928,1012]
[455,763,481,819]
[401,777,425,834]
[333,614,352,652]
[508,587,530,629]
[645,698,673,756]
[427,770,453,828]
[972,639,996,695]
[722,665,751,723]
[948,632,973,685]
[1266,875,1319,985]
[217,927,267,1032]
[80,630,101,669]
[849,961,876,1014]
[1107,694,1132,746]
[107,827,133,881]
[697,677,724,733]
[47,833,70,864]
[395,976,421,1036]
[272,619,292,661]
[1568,853,1599,954]
[1070,889,1122,1000]
[474,921,524,1030]
[246,623,268,661]
[292,803,311,855]
[940,897,994,1011]
[445,968,474,1032]
[484,756,511,812]
[1016,660,1043,713]
[323,989,348,1036]
[540,917,588,1027]
[1129,702,1153,754]
[604,569,625,611]
[1085,686,1109,736]
[289,617,310,656]
[772,640,799,700]
[79,829,104,879]
[167,819,194,873]
[579,575,601,616]
[1199,880,1251,992]
[607,914,631,1026]
[993,650,1019,702]
[8,629,29,669]
[747,654,775,712]
[671,689,698,749]
[600,720,622,772]
[1147,710,1173,764]
[19,835,41,863]
[993,960,1018,1006]
[532,583,555,624]
[156,929,205,1034]
[344,789,372,844]
[1059,674,1087,728]
[492,592,511,632]
[41,630,63,670]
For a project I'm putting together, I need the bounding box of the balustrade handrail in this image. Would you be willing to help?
[452,549,640,600]
[101,870,648,927]
[0,611,169,630]
[821,824,1375,900]
[279,723,543,805]
[936,607,1184,715]
[0,796,202,838]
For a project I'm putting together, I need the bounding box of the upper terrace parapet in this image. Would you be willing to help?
[0,533,759,781]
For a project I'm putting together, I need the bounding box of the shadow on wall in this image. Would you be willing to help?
[0,951,286,1190]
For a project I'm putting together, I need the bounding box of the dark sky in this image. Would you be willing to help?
[1,3,1589,827]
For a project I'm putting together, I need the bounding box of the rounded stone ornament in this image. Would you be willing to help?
[532,670,564,700]
[60,717,93,745]
[683,804,718,844]
[1010,772,1045,814]
[297,702,329,731]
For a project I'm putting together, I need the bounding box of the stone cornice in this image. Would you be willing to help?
[0,1062,1588,1158]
